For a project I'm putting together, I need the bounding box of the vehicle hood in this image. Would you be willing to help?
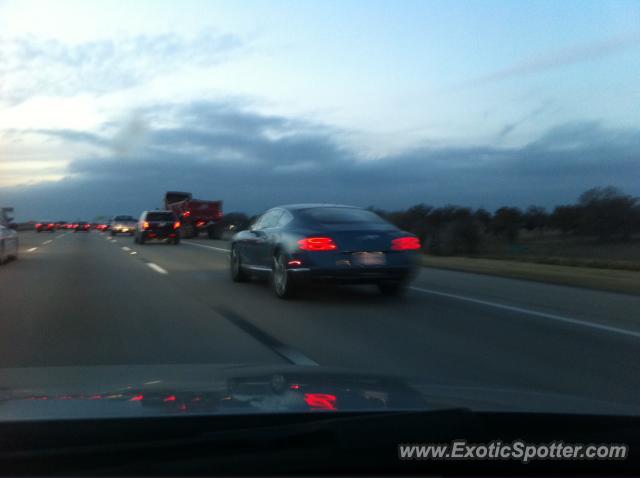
[0,364,635,421]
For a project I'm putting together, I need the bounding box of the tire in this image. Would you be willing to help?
[139,235,146,245]
[133,235,139,244]
[377,280,405,296]
[0,241,5,265]
[271,253,296,299]
[207,225,221,239]
[182,224,196,239]
[230,247,248,282]
[170,237,180,245]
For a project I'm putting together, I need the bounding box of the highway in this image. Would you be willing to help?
[1,230,639,406]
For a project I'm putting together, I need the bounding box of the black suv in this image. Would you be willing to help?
[134,211,181,245]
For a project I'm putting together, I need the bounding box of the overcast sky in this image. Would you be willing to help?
[1,0,639,220]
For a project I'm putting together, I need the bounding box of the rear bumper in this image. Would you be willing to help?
[288,265,417,284]
[285,250,419,284]
[141,231,179,240]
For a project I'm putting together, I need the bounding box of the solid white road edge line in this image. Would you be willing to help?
[409,286,640,340]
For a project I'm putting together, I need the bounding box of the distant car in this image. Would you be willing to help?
[73,221,91,232]
[96,223,110,231]
[134,211,180,245]
[54,221,68,230]
[35,222,55,233]
[230,204,421,298]
[110,215,137,236]
[0,224,18,264]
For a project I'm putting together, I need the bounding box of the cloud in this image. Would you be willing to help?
[463,31,640,87]
[3,101,639,220]
[0,31,244,105]
[497,101,553,139]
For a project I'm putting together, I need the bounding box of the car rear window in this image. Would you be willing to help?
[300,207,386,225]
[146,212,175,221]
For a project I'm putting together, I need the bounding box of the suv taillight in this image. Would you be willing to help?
[173,221,180,229]
[298,237,338,251]
[143,221,150,230]
[391,237,421,251]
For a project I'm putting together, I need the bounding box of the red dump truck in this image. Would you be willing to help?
[164,191,223,239]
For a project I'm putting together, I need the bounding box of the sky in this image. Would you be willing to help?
[0,0,639,220]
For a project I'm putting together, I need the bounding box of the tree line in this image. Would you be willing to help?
[219,186,640,255]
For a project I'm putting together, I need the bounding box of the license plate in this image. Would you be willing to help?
[158,222,166,227]
[352,252,386,266]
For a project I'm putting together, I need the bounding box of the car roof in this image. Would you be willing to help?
[277,203,362,211]
[142,210,174,214]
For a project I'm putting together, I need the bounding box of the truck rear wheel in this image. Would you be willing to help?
[182,224,197,238]
[207,225,221,239]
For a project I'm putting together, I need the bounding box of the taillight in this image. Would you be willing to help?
[36,223,42,227]
[298,237,337,251]
[183,211,191,218]
[143,221,150,230]
[391,236,421,251]
[173,221,180,229]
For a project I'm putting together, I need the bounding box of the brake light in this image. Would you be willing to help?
[36,223,42,227]
[173,221,180,229]
[143,221,150,230]
[391,237,421,251]
[298,237,337,251]
[183,211,191,217]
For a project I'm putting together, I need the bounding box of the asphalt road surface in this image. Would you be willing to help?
[1,230,639,406]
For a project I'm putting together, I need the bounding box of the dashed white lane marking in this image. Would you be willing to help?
[409,286,640,340]
[27,247,38,252]
[56,234,65,238]
[146,262,168,275]
[122,246,131,251]
[42,240,52,245]
[130,251,137,255]
[183,241,230,253]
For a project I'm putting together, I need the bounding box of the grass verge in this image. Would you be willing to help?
[421,255,640,295]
